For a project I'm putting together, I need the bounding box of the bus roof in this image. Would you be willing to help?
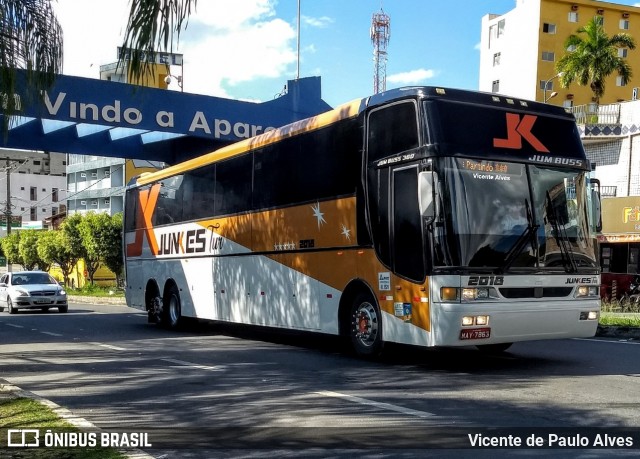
[134,98,364,187]
[134,86,579,187]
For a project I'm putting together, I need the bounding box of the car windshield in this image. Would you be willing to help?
[432,157,598,272]
[13,273,56,285]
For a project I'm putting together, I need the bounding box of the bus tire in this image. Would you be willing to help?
[477,343,513,354]
[162,284,182,330]
[350,293,383,357]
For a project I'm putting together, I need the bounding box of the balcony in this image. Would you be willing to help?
[601,186,617,198]
[570,103,621,125]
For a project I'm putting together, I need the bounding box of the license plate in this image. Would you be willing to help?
[460,328,491,340]
[34,299,52,304]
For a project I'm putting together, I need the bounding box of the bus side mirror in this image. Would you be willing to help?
[589,178,602,233]
[418,171,435,224]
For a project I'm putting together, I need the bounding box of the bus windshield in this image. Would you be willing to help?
[433,157,597,272]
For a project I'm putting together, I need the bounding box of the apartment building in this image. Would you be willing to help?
[480,0,640,106]
[0,148,67,236]
[65,54,178,216]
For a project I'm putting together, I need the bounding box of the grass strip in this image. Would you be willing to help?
[0,397,125,459]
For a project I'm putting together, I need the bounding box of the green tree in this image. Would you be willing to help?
[18,229,48,270]
[557,17,636,104]
[62,213,88,282]
[77,212,114,285]
[0,0,63,131]
[37,229,78,287]
[102,213,124,287]
[0,231,22,267]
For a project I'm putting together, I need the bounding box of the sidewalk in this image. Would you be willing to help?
[68,294,127,305]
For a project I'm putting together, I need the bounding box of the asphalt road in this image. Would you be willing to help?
[1,303,640,458]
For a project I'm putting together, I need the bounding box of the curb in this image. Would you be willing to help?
[596,325,640,340]
[0,380,154,459]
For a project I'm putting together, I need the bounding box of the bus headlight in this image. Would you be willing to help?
[462,315,490,326]
[579,311,599,321]
[575,286,599,298]
[461,288,496,301]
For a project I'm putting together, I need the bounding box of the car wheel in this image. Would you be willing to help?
[58,306,68,313]
[162,284,182,329]
[7,298,16,315]
[350,293,383,357]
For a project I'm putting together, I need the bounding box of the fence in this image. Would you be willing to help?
[570,103,621,125]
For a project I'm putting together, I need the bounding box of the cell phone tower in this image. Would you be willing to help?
[371,4,390,94]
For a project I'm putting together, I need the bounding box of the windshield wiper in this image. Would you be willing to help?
[498,199,539,274]
[546,191,577,273]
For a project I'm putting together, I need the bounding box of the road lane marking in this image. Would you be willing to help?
[315,390,437,418]
[573,338,640,345]
[41,331,63,337]
[160,358,223,372]
[6,324,23,328]
[90,342,128,351]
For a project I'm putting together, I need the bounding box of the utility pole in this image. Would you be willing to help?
[6,158,11,236]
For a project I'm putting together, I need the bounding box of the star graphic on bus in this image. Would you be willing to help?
[341,224,352,241]
[311,202,326,229]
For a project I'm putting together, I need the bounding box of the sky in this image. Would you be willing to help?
[52,0,640,108]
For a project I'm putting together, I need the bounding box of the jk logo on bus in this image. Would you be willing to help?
[493,113,550,153]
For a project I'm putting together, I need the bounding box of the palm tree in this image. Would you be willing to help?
[556,17,636,105]
[1,0,196,133]
[0,0,63,128]
[120,0,198,82]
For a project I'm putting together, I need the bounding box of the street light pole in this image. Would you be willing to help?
[543,72,564,103]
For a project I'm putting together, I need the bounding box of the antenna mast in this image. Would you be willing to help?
[371,4,390,94]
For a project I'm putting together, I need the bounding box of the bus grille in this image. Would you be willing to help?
[499,287,573,299]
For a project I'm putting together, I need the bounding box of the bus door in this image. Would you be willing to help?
[365,100,427,282]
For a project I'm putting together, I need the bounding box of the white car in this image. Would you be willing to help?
[0,271,68,314]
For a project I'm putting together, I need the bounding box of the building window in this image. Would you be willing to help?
[33,160,40,165]
[543,23,556,34]
[52,207,58,216]
[568,12,578,23]
[52,188,59,202]
[492,80,500,93]
[595,16,604,26]
[619,48,628,58]
[620,19,630,30]
[30,186,37,201]
[30,207,37,220]
[493,52,501,66]
[567,44,577,52]
[563,100,574,108]
[541,51,555,62]
[617,75,627,86]
[497,19,505,37]
[20,186,24,191]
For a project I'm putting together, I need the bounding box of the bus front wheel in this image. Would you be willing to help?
[350,293,383,357]
[162,284,182,330]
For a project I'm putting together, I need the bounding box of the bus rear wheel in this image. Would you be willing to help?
[350,293,383,357]
[162,285,182,330]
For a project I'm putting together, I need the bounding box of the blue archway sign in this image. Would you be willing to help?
[1,70,332,164]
